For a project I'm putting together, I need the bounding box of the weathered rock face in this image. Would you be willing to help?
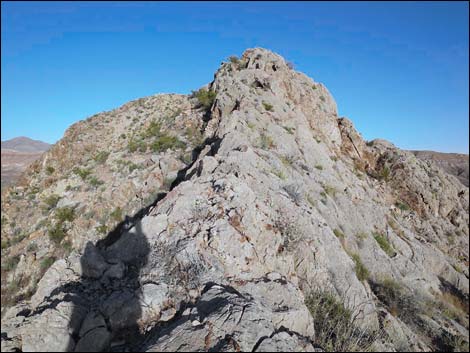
[1,48,469,352]
[410,150,469,187]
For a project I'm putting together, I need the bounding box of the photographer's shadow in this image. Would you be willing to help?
[68,219,150,352]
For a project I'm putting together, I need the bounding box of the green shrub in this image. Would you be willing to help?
[283,126,295,134]
[373,232,395,257]
[143,120,162,138]
[45,166,55,175]
[96,224,108,235]
[48,223,67,245]
[88,176,104,187]
[11,232,28,245]
[55,207,75,223]
[40,256,56,272]
[73,167,92,180]
[370,276,422,323]
[191,88,216,111]
[395,201,410,211]
[380,165,390,181]
[351,253,369,281]
[94,151,110,164]
[305,291,377,351]
[3,255,20,271]
[333,228,344,239]
[179,152,193,165]
[150,134,185,153]
[128,138,147,153]
[262,102,274,111]
[43,194,61,210]
[110,207,123,222]
[280,155,296,168]
[315,164,323,170]
[120,133,127,139]
[319,95,326,102]
[27,243,38,252]
[1,239,10,250]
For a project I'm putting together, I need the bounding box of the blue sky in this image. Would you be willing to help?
[1,1,468,153]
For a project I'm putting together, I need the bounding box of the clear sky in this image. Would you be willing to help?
[1,1,468,153]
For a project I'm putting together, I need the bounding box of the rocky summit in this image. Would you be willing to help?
[1,48,469,352]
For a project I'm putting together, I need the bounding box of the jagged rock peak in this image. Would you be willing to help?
[1,48,468,352]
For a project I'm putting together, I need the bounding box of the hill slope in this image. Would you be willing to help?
[1,48,468,352]
[411,150,469,187]
[1,136,51,153]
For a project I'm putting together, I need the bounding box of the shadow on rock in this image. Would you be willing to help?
[66,219,150,352]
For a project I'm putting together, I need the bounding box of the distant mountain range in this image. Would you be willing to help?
[1,136,51,153]
[1,137,51,188]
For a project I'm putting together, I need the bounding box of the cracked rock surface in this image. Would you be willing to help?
[1,48,468,352]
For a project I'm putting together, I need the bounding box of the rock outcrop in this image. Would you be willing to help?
[1,48,468,352]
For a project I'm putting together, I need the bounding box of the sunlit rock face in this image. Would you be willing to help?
[1,48,468,352]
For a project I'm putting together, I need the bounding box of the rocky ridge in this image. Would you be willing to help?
[1,48,468,352]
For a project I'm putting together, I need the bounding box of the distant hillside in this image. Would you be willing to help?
[1,137,51,188]
[1,136,51,153]
[411,150,469,187]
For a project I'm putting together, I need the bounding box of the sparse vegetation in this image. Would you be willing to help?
[185,126,204,146]
[370,276,422,322]
[3,255,20,271]
[323,184,337,197]
[43,194,61,210]
[93,151,110,164]
[45,166,55,175]
[88,176,104,187]
[55,207,75,223]
[280,154,296,168]
[350,253,369,281]
[150,134,185,153]
[127,138,147,153]
[315,164,323,170]
[305,290,381,351]
[282,126,295,134]
[272,169,287,180]
[48,223,67,245]
[191,88,216,111]
[96,224,108,235]
[259,133,275,149]
[73,167,92,180]
[395,201,410,211]
[40,256,56,272]
[262,102,274,111]
[373,232,395,257]
[27,243,38,252]
[379,165,391,181]
[319,95,326,102]
[333,228,344,239]
[110,207,123,222]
